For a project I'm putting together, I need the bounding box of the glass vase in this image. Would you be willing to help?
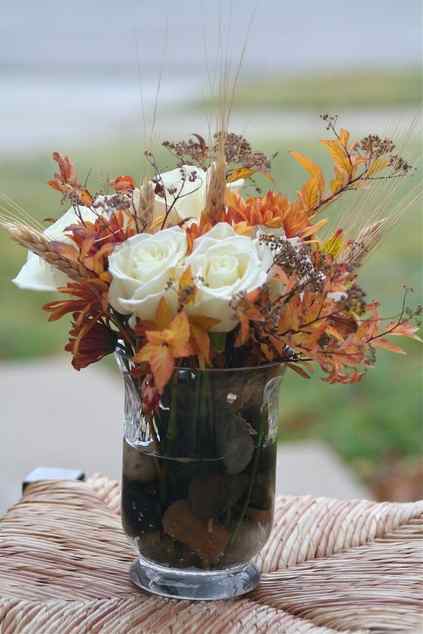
[116,346,284,600]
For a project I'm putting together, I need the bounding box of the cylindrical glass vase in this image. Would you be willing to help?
[116,346,283,600]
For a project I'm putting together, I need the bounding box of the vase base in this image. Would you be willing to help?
[130,557,260,601]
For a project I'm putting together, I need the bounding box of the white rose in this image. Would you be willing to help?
[108,226,187,321]
[151,165,244,224]
[186,223,273,332]
[13,205,98,291]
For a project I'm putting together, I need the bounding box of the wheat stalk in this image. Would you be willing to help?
[2,221,93,282]
[342,219,386,267]
[136,178,155,230]
[204,139,227,223]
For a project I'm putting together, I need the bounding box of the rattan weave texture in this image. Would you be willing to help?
[0,475,422,633]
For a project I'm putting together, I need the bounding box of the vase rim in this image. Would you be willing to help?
[173,362,286,374]
[115,342,287,375]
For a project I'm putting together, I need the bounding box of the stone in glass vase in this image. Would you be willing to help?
[116,345,284,600]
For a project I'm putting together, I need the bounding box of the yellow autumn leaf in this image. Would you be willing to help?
[188,315,220,367]
[367,157,390,177]
[330,166,349,194]
[178,265,197,306]
[321,229,345,258]
[321,140,352,178]
[300,177,321,211]
[339,128,350,147]
[227,167,273,183]
[155,297,173,330]
[330,179,344,194]
[300,218,328,238]
[289,151,325,190]
[189,314,220,331]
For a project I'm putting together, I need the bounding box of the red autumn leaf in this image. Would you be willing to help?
[384,320,422,340]
[371,338,406,354]
[66,320,117,370]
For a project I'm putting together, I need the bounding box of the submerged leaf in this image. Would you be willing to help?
[162,500,229,563]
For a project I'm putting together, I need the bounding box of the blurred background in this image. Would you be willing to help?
[1,0,422,511]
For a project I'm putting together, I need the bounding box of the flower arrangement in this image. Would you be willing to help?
[1,115,421,597]
[1,117,420,395]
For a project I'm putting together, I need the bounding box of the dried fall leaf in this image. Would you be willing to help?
[227,166,273,183]
[383,320,422,341]
[135,310,193,392]
[155,297,173,330]
[289,151,325,191]
[66,320,117,370]
[287,363,311,379]
[299,176,322,211]
[162,500,229,563]
[339,127,350,147]
[371,338,406,354]
[236,314,250,347]
[190,324,211,366]
[330,165,350,194]
[110,175,135,192]
[367,157,390,177]
[137,342,175,392]
[189,315,220,365]
[178,265,197,307]
[49,152,79,190]
[321,139,353,177]
[321,229,345,258]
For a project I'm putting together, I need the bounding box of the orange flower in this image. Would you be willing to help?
[110,175,135,192]
[226,191,325,239]
[43,279,109,327]
[66,210,137,275]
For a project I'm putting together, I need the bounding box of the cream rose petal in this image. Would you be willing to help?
[152,165,244,224]
[108,226,187,321]
[186,223,272,332]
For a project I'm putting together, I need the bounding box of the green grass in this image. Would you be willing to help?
[194,67,422,112]
[0,134,421,486]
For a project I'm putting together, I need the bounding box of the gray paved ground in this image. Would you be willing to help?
[0,358,370,513]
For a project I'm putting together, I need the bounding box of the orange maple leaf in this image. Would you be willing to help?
[135,309,193,392]
[189,315,220,367]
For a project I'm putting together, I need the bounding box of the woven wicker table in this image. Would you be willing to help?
[0,476,422,633]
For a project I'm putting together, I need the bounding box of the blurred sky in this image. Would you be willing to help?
[1,0,422,72]
[0,1,421,153]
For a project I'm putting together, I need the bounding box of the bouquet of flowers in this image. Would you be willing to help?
[1,115,420,594]
[3,117,419,386]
